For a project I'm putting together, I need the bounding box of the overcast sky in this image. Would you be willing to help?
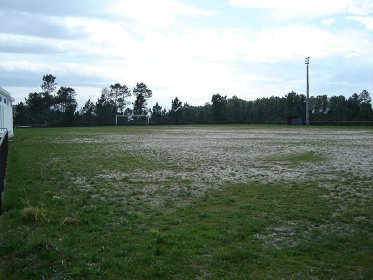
[1,0,372,108]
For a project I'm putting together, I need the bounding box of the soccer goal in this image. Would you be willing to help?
[115,114,150,126]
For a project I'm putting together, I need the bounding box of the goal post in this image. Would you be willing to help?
[115,114,150,126]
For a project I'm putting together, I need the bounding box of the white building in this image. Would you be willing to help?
[0,87,14,137]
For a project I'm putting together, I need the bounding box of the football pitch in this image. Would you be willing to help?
[1,125,372,279]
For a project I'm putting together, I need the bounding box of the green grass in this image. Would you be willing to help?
[0,126,372,279]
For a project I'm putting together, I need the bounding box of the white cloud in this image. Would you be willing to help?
[67,20,371,106]
[1,0,372,107]
[60,17,137,57]
[247,25,372,61]
[3,15,371,104]
[348,15,373,30]
[321,18,336,26]
[229,0,368,19]
[0,60,48,72]
[156,24,372,63]
[229,0,278,9]
[348,0,373,15]
[107,0,215,28]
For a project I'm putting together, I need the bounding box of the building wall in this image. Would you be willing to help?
[0,88,14,136]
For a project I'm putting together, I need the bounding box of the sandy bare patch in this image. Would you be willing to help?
[69,127,372,210]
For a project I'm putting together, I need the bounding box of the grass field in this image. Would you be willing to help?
[0,125,372,279]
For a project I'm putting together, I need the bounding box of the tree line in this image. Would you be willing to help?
[14,74,373,126]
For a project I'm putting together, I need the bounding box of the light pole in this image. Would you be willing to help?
[305,57,310,125]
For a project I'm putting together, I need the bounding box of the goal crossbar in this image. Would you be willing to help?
[115,114,150,125]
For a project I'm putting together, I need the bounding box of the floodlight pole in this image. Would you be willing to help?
[305,57,310,125]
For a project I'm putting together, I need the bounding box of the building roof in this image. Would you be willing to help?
[0,87,15,102]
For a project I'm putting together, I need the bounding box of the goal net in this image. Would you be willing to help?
[115,114,150,125]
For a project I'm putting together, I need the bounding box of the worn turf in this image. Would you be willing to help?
[0,125,372,279]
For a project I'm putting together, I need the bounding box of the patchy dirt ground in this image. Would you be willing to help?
[64,127,373,208]
[3,126,371,279]
[63,127,373,252]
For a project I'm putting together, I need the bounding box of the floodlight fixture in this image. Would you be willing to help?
[305,57,310,125]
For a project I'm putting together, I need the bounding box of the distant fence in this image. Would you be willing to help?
[0,130,9,215]
[309,121,373,126]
